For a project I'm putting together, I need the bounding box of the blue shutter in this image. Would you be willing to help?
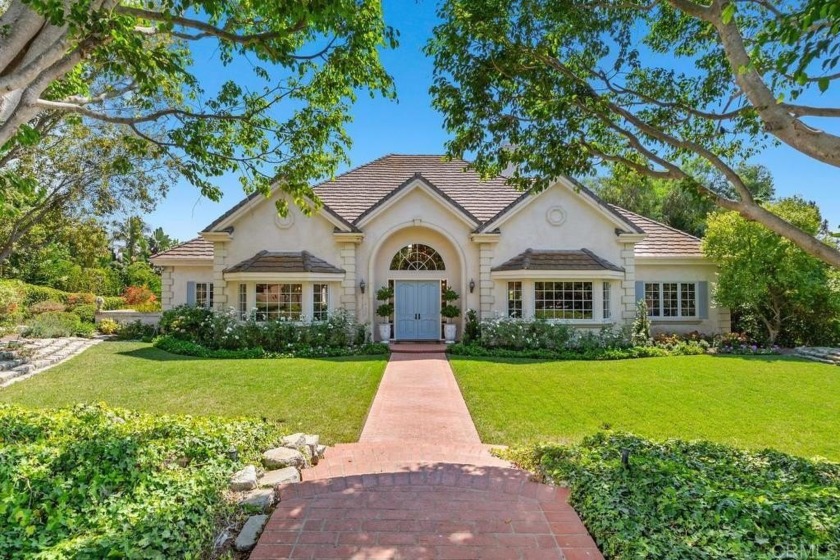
[698,281,709,320]
[186,281,196,305]
[634,281,644,304]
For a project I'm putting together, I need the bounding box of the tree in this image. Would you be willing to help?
[0,119,170,265]
[590,163,775,237]
[427,0,840,266]
[147,227,179,256]
[111,216,150,264]
[703,197,840,345]
[1,0,396,210]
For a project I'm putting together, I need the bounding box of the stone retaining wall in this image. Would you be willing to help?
[95,310,161,325]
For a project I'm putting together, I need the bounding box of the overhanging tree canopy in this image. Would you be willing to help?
[0,0,396,210]
[427,0,840,266]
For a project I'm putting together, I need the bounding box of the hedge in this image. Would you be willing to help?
[153,334,390,359]
[0,403,282,559]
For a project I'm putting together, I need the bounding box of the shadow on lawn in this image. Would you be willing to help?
[115,345,386,364]
[448,353,812,366]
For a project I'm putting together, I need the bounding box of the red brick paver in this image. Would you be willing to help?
[253,351,604,559]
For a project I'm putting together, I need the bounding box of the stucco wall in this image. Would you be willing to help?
[169,265,214,310]
[635,261,730,335]
[355,185,481,338]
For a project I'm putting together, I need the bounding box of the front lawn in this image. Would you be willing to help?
[0,341,387,443]
[451,355,840,460]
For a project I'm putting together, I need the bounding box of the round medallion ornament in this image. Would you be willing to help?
[274,211,295,229]
[546,206,567,227]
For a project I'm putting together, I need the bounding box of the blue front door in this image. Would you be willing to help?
[395,281,440,340]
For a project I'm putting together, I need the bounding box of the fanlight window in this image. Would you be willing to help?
[390,244,445,271]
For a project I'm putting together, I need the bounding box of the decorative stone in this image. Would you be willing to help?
[259,466,301,487]
[281,433,307,448]
[234,514,268,552]
[262,447,305,469]
[316,444,327,458]
[229,465,258,492]
[304,434,320,457]
[239,488,276,512]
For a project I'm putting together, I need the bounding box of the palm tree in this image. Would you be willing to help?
[111,216,150,263]
[147,227,178,255]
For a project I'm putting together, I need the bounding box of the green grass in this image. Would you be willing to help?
[0,341,387,443]
[451,355,840,460]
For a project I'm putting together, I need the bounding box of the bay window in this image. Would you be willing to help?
[534,281,593,320]
[255,283,302,321]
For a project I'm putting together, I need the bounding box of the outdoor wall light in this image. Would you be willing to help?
[359,280,366,294]
[469,279,475,293]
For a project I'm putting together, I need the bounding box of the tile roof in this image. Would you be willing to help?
[224,251,345,274]
[492,249,624,272]
[314,154,523,223]
[150,237,213,260]
[610,206,703,257]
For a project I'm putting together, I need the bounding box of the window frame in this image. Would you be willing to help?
[195,282,214,309]
[507,281,523,318]
[602,281,611,320]
[534,281,594,321]
[644,282,699,319]
[255,283,303,322]
[389,244,446,271]
[312,283,329,322]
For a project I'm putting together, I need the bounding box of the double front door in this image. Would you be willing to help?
[394,280,440,340]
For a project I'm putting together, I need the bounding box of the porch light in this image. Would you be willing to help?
[359,280,366,294]
[469,279,475,293]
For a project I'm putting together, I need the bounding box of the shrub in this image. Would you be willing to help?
[102,296,127,310]
[463,309,480,344]
[71,303,97,323]
[153,335,388,359]
[522,433,840,559]
[0,281,23,328]
[122,285,157,307]
[0,403,282,559]
[23,312,92,338]
[115,320,158,342]
[97,318,121,335]
[631,299,652,346]
[132,300,162,312]
[28,299,66,314]
[714,332,779,355]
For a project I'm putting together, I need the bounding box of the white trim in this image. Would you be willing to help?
[201,231,232,242]
[224,272,345,282]
[479,177,640,235]
[490,270,624,280]
[355,178,479,229]
[643,281,699,320]
[469,232,501,243]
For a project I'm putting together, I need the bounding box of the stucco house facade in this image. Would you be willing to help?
[151,154,730,341]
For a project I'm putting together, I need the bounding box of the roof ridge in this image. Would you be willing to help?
[610,204,702,241]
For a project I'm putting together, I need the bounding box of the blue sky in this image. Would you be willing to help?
[147,0,839,241]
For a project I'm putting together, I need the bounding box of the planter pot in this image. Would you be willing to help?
[378,323,391,341]
[443,323,457,343]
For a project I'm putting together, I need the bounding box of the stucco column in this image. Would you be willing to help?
[478,243,495,319]
[620,242,636,323]
[212,241,229,308]
[160,267,174,310]
[339,242,357,317]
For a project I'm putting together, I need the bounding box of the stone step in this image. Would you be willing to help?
[794,347,840,365]
[0,359,26,371]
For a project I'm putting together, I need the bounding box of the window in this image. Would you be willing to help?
[390,244,445,271]
[507,282,522,318]
[238,283,247,319]
[602,282,611,320]
[255,283,302,321]
[196,282,213,308]
[312,284,329,321]
[534,281,593,320]
[644,282,697,318]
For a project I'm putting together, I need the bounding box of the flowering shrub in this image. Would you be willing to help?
[121,285,157,306]
[158,306,375,356]
[714,331,780,355]
[0,282,22,329]
[477,316,631,352]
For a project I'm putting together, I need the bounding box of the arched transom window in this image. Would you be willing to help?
[390,244,446,271]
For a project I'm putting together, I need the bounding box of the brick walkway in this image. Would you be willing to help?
[251,350,604,560]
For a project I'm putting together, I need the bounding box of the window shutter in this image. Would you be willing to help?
[698,281,709,320]
[634,281,644,304]
[186,281,196,305]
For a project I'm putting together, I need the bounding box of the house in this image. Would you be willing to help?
[150,154,730,341]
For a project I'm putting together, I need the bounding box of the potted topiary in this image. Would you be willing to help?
[375,286,394,341]
[441,288,460,343]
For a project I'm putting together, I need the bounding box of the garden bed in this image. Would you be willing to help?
[0,403,282,559]
[503,433,840,559]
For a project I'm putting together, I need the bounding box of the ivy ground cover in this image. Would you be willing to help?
[0,341,387,443]
[451,355,840,460]
[0,403,282,559]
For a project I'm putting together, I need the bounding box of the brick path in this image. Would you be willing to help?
[251,350,604,560]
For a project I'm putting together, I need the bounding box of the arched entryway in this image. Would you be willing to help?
[367,225,465,341]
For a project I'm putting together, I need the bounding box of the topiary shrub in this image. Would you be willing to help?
[97,318,121,335]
